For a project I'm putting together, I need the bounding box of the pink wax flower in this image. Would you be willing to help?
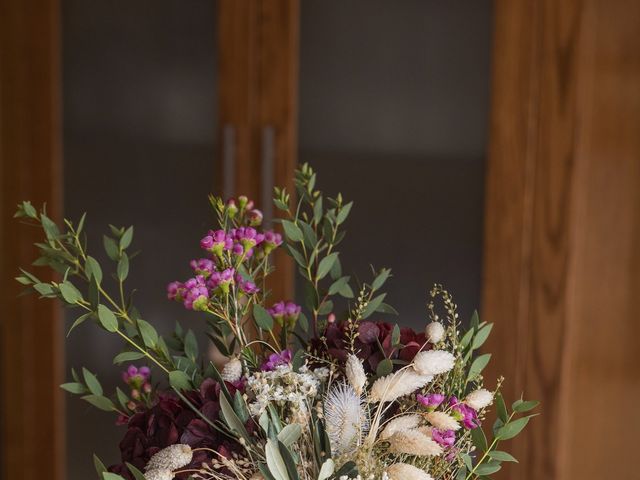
[235,273,259,295]
[166,281,184,301]
[432,429,456,448]
[262,230,283,255]
[269,301,301,328]
[122,365,151,387]
[261,349,292,371]
[201,229,232,256]
[183,275,209,310]
[417,393,446,409]
[449,396,479,429]
[248,209,263,226]
[190,258,215,278]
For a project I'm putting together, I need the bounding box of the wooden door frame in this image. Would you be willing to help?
[482,1,640,479]
[0,0,65,479]
[217,0,299,303]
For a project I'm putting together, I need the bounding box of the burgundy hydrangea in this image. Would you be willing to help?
[108,378,246,479]
[313,320,430,373]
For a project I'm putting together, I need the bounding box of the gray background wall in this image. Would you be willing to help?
[62,1,492,477]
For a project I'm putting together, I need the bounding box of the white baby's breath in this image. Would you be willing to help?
[379,414,422,440]
[425,411,460,431]
[465,388,493,410]
[388,429,443,457]
[145,444,192,471]
[413,350,455,376]
[345,354,367,395]
[369,368,432,403]
[387,463,434,480]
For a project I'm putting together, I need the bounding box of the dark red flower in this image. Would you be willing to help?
[312,320,430,373]
[108,379,245,479]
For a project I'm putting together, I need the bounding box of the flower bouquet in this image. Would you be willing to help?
[15,164,537,480]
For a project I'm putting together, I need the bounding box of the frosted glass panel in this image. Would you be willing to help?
[62,1,217,477]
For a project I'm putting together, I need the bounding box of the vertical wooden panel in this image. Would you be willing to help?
[0,0,64,479]
[483,1,640,479]
[218,0,298,303]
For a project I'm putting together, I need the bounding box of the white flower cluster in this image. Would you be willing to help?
[246,364,329,421]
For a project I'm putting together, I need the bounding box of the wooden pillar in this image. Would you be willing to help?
[0,0,64,479]
[217,0,298,303]
[482,1,640,479]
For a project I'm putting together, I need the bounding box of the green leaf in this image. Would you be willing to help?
[474,462,502,475]
[125,463,146,480]
[371,268,391,291]
[103,473,126,480]
[318,459,335,480]
[184,330,198,361]
[470,426,488,451]
[254,304,274,331]
[116,387,129,410]
[113,351,146,364]
[496,392,508,423]
[329,256,342,280]
[137,319,158,348]
[362,293,387,319]
[83,368,103,395]
[336,201,353,224]
[40,213,60,239]
[376,358,393,376]
[83,395,115,412]
[317,252,339,280]
[169,370,192,391]
[292,349,305,372]
[278,440,300,480]
[277,423,302,447]
[513,399,540,413]
[93,454,107,475]
[377,302,398,315]
[313,196,323,225]
[461,452,473,472]
[219,393,251,443]
[97,304,118,332]
[33,282,54,296]
[60,382,87,394]
[117,252,129,281]
[59,281,82,304]
[265,438,290,480]
[120,226,134,249]
[472,323,494,350]
[328,276,350,296]
[467,353,492,381]
[391,324,401,346]
[298,312,309,333]
[233,390,250,423]
[470,310,480,329]
[281,220,304,242]
[67,312,92,337]
[489,450,518,463]
[317,299,333,315]
[497,416,532,440]
[85,256,103,285]
[103,235,119,261]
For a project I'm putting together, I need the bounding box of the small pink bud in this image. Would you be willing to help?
[131,389,140,400]
[328,313,336,324]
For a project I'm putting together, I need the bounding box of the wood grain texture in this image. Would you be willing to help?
[483,1,640,479]
[218,0,298,304]
[0,0,64,478]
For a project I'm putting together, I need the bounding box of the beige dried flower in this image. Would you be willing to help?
[379,414,422,440]
[465,388,494,410]
[221,357,243,382]
[416,425,433,437]
[145,444,193,471]
[387,462,434,480]
[369,368,432,403]
[413,350,455,376]
[144,469,173,480]
[324,382,369,455]
[388,429,443,456]
[345,354,367,395]
[425,411,460,431]
[425,321,445,343]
